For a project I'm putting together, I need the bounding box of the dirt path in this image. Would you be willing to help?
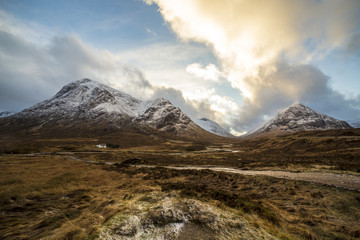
[134,165,360,192]
[63,154,360,191]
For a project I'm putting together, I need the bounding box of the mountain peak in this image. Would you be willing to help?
[67,78,103,88]
[249,103,352,137]
[151,97,172,106]
[77,78,95,84]
[54,78,110,98]
[195,118,235,137]
[279,102,317,117]
[289,102,306,108]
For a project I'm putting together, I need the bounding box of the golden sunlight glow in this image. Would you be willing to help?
[148,0,359,106]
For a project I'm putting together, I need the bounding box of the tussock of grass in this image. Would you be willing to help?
[0,155,144,239]
[118,166,360,240]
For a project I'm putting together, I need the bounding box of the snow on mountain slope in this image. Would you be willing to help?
[249,103,352,137]
[195,118,234,137]
[19,79,145,119]
[5,79,207,137]
[134,98,193,131]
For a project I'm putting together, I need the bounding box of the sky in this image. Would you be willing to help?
[0,0,360,135]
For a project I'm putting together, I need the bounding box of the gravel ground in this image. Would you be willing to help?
[137,165,360,191]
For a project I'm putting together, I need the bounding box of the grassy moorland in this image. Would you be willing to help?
[1,129,360,239]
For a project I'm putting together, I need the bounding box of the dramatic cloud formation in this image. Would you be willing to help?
[145,0,360,130]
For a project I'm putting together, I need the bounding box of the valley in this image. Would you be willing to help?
[2,0,360,238]
[1,128,360,239]
[1,79,360,239]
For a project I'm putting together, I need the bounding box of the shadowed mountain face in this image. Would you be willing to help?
[248,103,352,137]
[0,79,214,139]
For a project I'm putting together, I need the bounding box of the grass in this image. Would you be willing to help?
[0,155,143,239]
[1,153,360,239]
[118,166,360,239]
[0,128,360,239]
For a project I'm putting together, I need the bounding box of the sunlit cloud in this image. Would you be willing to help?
[229,128,247,137]
[186,63,221,82]
[145,0,360,128]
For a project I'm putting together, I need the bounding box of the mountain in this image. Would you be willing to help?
[0,111,14,118]
[348,121,360,128]
[0,79,213,139]
[248,103,352,137]
[195,118,235,137]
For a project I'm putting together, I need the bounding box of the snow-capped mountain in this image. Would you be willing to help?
[249,103,352,137]
[0,79,209,138]
[195,118,234,137]
[134,98,193,132]
[18,79,147,121]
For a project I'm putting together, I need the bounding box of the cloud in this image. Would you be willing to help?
[186,63,221,82]
[0,19,155,111]
[151,86,212,119]
[146,27,157,36]
[116,41,216,89]
[115,41,234,110]
[0,10,54,45]
[146,0,360,129]
[344,33,360,56]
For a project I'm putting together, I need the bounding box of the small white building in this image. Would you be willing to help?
[96,144,107,148]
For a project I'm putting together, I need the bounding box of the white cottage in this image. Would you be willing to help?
[96,144,107,148]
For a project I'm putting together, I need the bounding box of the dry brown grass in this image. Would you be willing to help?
[0,155,158,239]
[1,128,360,239]
[123,166,360,239]
[1,153,360,239]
